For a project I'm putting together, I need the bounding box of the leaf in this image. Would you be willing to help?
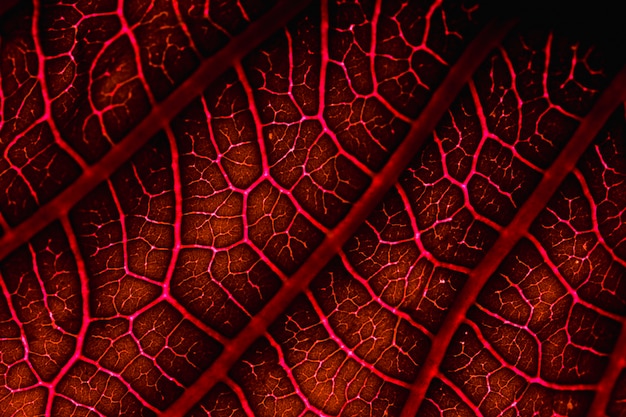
[0,1,624,417]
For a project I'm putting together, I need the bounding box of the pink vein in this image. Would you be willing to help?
[587,314,626,417]
[0,0,315,263]
[44,216,92,415]
[398,65,626,417]
[159,17,517,417]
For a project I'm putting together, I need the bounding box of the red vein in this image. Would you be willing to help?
[44,217,92,414]
[0,0,314,262]
[305,288,412,388]
[399,65,626,417]
[463,318,599,390]
[437,373,485,417]
[587,317,626,417]
[572,167,626,269]
[32,0,89,171]
[160,17,516,417]
[524,232,624,322]
[265,333,333,417]
[224,377,256,417]
[338,250,435,338]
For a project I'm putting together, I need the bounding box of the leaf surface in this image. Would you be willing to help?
[0,1,624,417]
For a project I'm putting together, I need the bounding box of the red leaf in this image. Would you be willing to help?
[0,1,624,417]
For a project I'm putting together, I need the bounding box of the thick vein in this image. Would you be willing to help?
[399,65,626,417]
[0,0,315,263]
[160,16,517,417]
